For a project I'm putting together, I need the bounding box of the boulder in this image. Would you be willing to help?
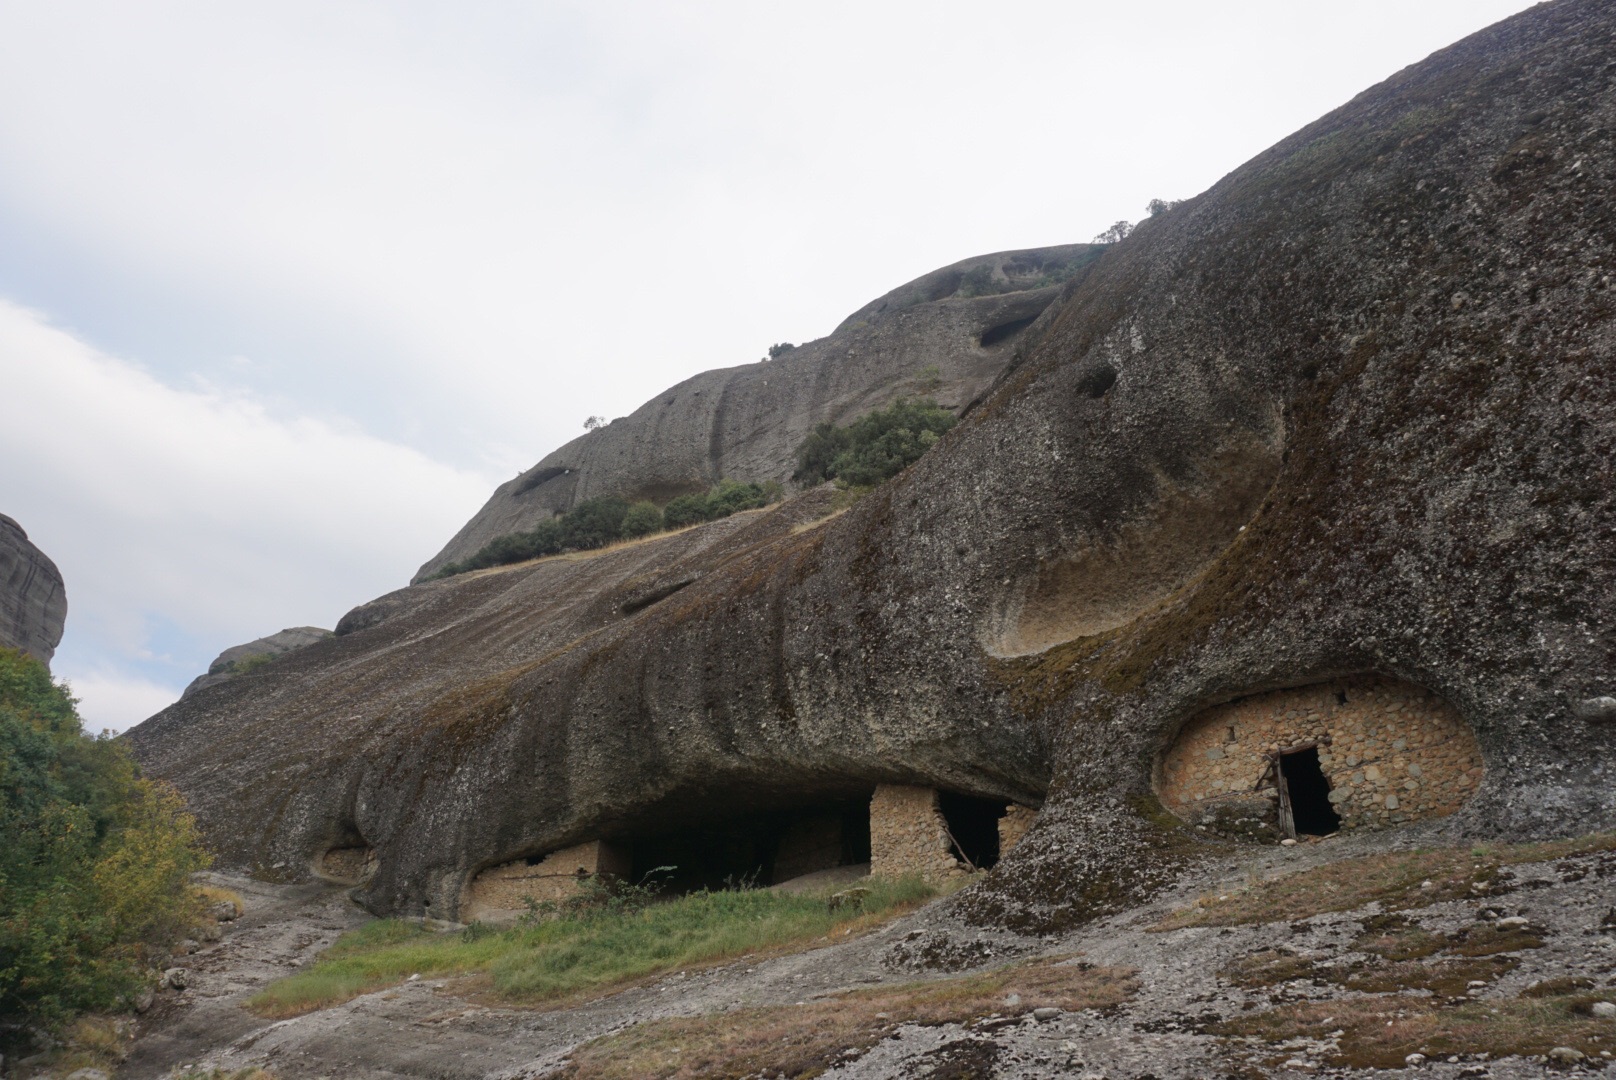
[0,514,66,667]
[411,244,1101,581]
[181,626,334,699]
[130,0,1616,930]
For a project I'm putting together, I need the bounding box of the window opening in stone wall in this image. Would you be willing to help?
[937,792,1008,870]
[1279,747,1340,836]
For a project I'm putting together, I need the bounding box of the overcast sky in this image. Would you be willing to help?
[0,0,1535,732]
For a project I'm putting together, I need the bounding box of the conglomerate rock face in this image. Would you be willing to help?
[130,0,1616,930]
[412,244,1100,582]
[181,626,335,699]
[0,513,66,667]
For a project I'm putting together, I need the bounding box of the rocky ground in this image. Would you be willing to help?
[91,831,1616,1080]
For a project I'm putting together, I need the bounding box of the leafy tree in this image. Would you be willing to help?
[620,501,664,539]
[583,416,607,430]
[794,399,957,488]
[1093,220,1134,243]
[0,648,207,1035]
[1146,197,1183,216]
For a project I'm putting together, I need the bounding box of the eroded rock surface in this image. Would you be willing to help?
[181,626,334,699]
[413,244,1100,581]
[131,0,1616,934]
[0,513,66,667]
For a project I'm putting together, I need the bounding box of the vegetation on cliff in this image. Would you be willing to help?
[793,398,957,487]
[0,647,208,1031]
[430,480,782,579]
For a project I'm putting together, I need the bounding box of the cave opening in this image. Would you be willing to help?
[625,800,871,895]
[937,791,1008,870]
[978,315,1038,347]
[1279,747,1340,837]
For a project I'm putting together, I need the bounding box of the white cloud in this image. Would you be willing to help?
[60,670,186,737]
[0,300,492,732]
[0,1,1537,475]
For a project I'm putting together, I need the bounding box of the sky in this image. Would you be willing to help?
[0,0,1536,732]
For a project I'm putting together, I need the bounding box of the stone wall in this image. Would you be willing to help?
[869,785,972,884]
[999,804,1037,855]
[317,846,376,885]
[461,841,631,924]
[1158,676,1483,838]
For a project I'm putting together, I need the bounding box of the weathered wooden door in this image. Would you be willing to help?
[1271,753,1297,839]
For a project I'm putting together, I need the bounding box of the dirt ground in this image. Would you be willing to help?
[112,833,1616,1080]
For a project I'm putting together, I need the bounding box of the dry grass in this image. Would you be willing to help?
[1211,991,1616,1069]
[195,883,245,918]
[1154,830,1616,930]
[1352,913,1446,960]
[555,958,1138,1080]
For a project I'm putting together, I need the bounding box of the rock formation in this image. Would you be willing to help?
[413,244,1100,581]
[181,626,335,699]
[0,513,67,667]
[130,0,1616,932]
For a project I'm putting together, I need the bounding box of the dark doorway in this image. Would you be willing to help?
[1278,747,1340,836]
[937,792,1008,870]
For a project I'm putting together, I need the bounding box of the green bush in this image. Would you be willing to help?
[558,496,628,550]
[0,648,208,1035]
[620,501,663,538]
[434,482,783,579]
[793,399,957,488]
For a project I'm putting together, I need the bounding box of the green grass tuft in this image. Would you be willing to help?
[248,876,934,1017]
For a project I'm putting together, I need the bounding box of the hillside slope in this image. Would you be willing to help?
[413,244,1099,581]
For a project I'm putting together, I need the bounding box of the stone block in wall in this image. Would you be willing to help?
[1156,676,1483,839]
[998,804,1037,855]
[461,840,631,924]
[870,784,966,884]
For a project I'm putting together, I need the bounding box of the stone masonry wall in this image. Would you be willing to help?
[1158,676,1483,837]
[461,840,631,923]
[998,804,1037,855]
[870,785,972,884]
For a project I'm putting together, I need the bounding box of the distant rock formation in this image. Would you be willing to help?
[131,0,1616,929]
[0,514,66,667]
[412,244,1100,581]
[181,626,333,699]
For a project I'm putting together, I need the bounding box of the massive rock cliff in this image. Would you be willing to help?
[0,514,67,667]
[413,245,1100,581]
[131,0,1616,931]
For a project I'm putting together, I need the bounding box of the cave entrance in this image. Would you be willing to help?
[937,791,1007,871]
[1276,746,1340,838]
[626,800,872,895]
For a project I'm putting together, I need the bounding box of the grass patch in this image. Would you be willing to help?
[1210,992,1616,1069]
[196,883,245,918]
[554,958,1138,1080]
[248,877,935,1018]
[1155,830,1616,930]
